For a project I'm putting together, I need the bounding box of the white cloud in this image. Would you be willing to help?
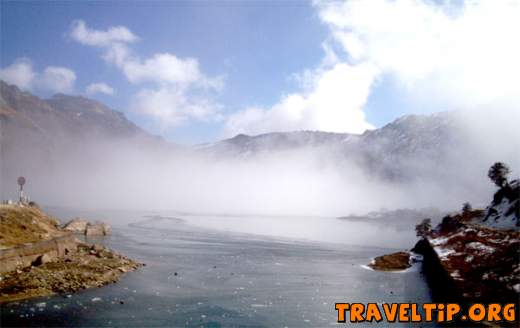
[123,53,199,85]
[317,0,520,110]
[70,21,223,127]
[225,63,376,136]
[70,20,138,47]
[38,66,76,93]
[0,58,76,93]
[227,0,520,136]
[86,82,115,95]
[116,52,224,90]
[132,86,223,129]
[0,58,36,90]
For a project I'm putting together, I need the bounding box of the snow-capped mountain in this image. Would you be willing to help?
[197,112,459,156]
[196,130,358,155]
[196,111,467,182]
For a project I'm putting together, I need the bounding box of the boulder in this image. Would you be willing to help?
[85,222,111,236]
[64,219,111,236]
[368,251,411,271]
[85,224,104,236]
[62,218,88,234]
[102,223,112,235]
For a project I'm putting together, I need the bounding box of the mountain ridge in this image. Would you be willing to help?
[0,80,467,186]
[1,79,459,152]
[1,79,513,211]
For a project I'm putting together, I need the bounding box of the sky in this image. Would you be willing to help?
[1,0,519,144]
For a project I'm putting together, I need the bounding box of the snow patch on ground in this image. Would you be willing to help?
[434,246,455,259]
[450,270,462,280]
[467,242,495,254]
[430,236,450,246]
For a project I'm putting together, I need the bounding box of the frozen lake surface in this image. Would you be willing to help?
[1,209,435,327]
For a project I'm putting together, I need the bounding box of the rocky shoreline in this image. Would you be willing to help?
[367,174,519,326]
[412,223,519,305]
[0,205,143,303]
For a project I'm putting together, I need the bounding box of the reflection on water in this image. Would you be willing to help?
[1,210,436,327]
[175,214,417,248]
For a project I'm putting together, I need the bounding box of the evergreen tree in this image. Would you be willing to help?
[488,162,510,187]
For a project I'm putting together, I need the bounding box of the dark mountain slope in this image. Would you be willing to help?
[0,81,170,200]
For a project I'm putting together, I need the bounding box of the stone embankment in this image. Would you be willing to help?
[0,234,77,274]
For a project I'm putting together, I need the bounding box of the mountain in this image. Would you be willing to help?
[1,80,515,209]
[46,93,145,138]
[198,111,468,183]
[200,112,459,156]
[3,79,465,183]
[196,130,358,155]
[0,80,170,200]
[0,80,161,142]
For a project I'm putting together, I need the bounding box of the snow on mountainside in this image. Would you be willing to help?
[196,131,358,156]
[198,111,467,183]
[199,112,459,157]
[480,179,520,229]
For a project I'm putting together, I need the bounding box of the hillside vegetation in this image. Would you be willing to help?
[0,205,63,248]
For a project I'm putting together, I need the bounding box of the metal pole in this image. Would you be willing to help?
[17,176,26,205]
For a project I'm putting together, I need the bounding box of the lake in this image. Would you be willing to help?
[1,209,435,327]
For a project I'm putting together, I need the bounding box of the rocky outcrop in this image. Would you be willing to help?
[0,234,77,274]
[85,222,111,236]
[407,217,520,328]
[0,205,64,247]
[481,179,519,229]
[0,242,143,303]
[0,205,141,303]
[63,218,111,236]
[370,173,519,313]
[411,179,520,306]
[367,251,412,271]
[62,218,88,233]
[414,222,519,304]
